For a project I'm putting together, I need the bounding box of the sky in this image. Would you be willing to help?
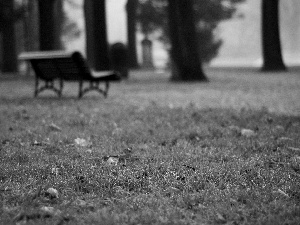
[64,0,300,68]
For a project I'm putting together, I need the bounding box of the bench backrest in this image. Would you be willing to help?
[19,51,93,81]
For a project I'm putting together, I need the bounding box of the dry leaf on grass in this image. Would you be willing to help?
[241,129,256,137]
[123,147,133,155]
[74,138,91,147]
[45,187,59,199]
[279,137,293,141]
[228,125,240,132]
[51,167,60,176]
[32,140,43,146]
[215,212,227,224]
[288,147,300,151]
[48,123,62,132]
[102,148,137,166]
[40,206,61,216]
[276,189,289,198]
[86,149,93,153]
[103,156,120,166]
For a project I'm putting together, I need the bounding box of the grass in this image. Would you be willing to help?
[0,68,300,224]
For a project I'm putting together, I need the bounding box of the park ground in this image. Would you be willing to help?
[0,67,300,224]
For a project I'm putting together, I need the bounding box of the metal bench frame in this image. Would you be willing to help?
[19,51,120,98]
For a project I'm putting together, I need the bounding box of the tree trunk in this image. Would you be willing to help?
[168,0,207,81]
[38,0,58,51]
[126,0,139,68]
[84,0,110,71]
[54,0,64,50]
[1,0,18,73]
[24,0,39,51]
[261,0,286,71]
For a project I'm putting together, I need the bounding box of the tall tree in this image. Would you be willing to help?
[38,0,58,50]
[54,0,64,50]
[136,0,244,64]
[167,0,207,81]
[84,0,110,71]
[126,0,139,68]
[261,0,286,71]
[0,0,23,72]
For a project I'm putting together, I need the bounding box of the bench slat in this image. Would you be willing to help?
[19,51,72,60]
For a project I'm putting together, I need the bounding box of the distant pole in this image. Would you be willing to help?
[141,38,154,69]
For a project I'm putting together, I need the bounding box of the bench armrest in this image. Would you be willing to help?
[91,70,117,78]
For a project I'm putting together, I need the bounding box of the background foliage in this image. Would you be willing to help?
[137,0,245,63]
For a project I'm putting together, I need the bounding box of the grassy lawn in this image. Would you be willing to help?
[0,68,300,224]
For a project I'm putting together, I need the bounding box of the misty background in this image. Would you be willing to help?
[64,0,300,68]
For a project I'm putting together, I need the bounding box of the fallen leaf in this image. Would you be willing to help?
[168,103,174,109]
[228,125,240,131]
[275,125,285,131]
[166,186,181,194]
[198,203,207,209]
[49,123,62,132]
[112,128,123,136]
[105,156,119,165]
[241,129,256,137]
[293,156,300,161]
[40,206,61,216]
[32,140,43,146]
[216,212,227,224]
[45,187,59,199]
[102,153,132,166]
[123,147,133,155]
[51,167,59,176]
[229,198,238,206]
[0,187,12,192]
[73,199,88,207]
[276,189,289,198]
[137,143,150,151]
[74,138,90,147]
[279,137,293,141]
[288,147,300,151]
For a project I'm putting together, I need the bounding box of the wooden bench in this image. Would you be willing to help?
[18,51,121,98]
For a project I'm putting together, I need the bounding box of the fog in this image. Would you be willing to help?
[64,0,300,68]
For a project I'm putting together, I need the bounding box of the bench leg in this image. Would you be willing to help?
[104,82,109,98]
[34,77,62,98]
[34,76,39,97]
[59,78,63,97]
[78,80,83,98]
[78,81,110,98]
